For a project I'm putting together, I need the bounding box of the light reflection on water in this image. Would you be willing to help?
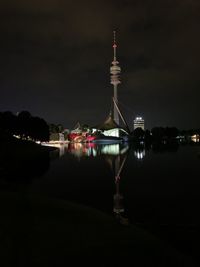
[55,142,132,224]
[67,142,129,158]
[49,142,145,160]
[134,148,145,160]
[46,142,145,222]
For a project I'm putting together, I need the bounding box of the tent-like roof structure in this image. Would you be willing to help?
[93,98,130,135]
[94,113,123,131]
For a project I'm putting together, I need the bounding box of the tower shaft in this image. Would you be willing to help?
[113,84,119,124]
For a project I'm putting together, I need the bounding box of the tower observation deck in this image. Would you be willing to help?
[110,31,121,126]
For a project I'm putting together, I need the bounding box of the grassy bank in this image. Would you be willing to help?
[0,136,56,181]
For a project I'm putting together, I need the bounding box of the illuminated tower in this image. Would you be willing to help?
[110,31,121,126]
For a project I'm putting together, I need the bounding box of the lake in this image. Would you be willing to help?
[29,141,200,262]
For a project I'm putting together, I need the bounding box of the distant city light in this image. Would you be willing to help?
[133,116,145,130]
[191,134,200,143]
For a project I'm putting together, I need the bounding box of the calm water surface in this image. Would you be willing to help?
[31,143,200,219]
[30,142,200,259]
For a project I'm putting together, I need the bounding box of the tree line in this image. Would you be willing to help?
[0,111,49,142]
[131,126,200,141]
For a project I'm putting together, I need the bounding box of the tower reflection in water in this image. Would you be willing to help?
[111,152,130,225]
[65,142,145,224]
[134,148,145,160]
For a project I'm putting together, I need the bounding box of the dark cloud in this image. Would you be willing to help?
[0,0,200,129]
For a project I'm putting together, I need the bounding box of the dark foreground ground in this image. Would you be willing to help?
[0,191,198,267]
[0,136,54,181]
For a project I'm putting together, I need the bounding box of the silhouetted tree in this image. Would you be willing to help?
[165,127,179,139]
[133,127,145,139]
[57,124,64,132]
[29,117,49,142]
[0,110,49,142]
[0,111,18,137]
[151,127,165,141]
[49,123,64,133]
[144,129,151,139]
[17,111,32,139]
[81,124,89,131]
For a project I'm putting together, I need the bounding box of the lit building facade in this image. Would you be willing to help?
[133,117,145,130]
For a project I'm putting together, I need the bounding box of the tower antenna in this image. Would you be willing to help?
[113,30,117,61]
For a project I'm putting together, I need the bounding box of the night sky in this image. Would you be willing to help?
[1,0,200,130]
